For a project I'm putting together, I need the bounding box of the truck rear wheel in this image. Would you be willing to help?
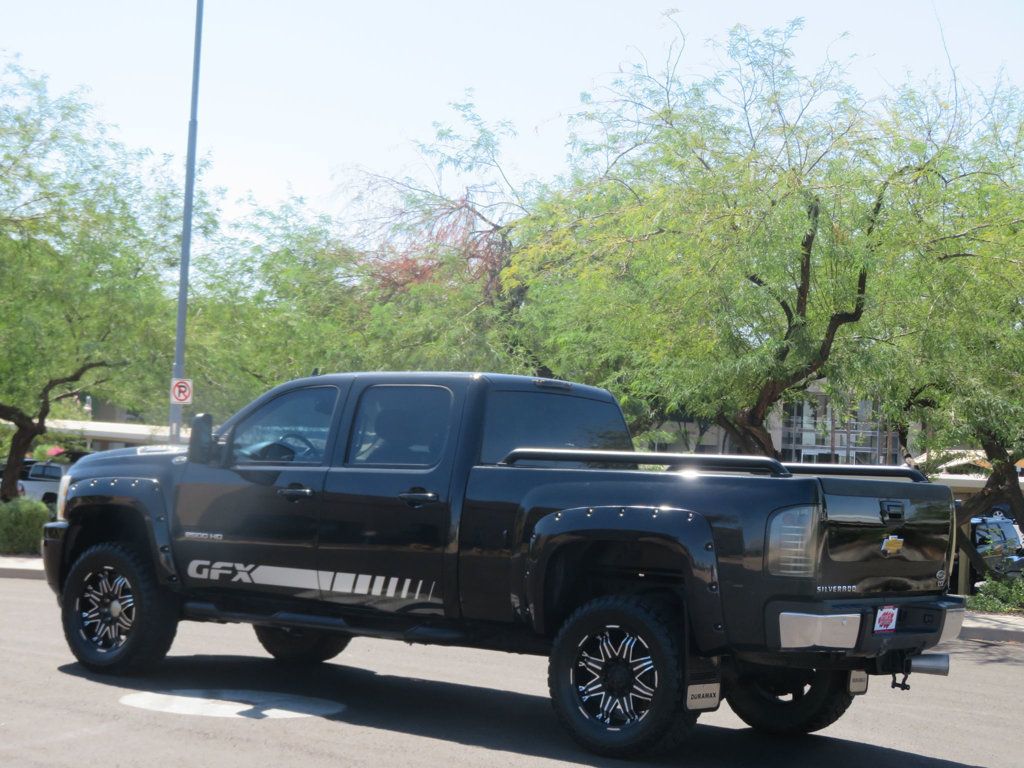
[726,665,853,734]
[254,626,351,664]
[548,595,697,757]
[61,543,178,673]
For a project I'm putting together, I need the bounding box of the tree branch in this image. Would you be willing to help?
[0,403,36,430]
[38,361,113,422]
[796,196,820,318]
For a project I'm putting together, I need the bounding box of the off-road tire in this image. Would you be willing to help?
[548,595,697,757]
[726,666,854,735]
[61,542,179,674]
[254,625,351,664]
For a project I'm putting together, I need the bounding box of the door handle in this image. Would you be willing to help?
[277,486,314,501]
[399,490,439,507]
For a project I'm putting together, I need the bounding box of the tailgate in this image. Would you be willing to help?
[818,478,954,595]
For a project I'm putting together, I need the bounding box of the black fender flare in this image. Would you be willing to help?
[62,476,178,586]
[524,505,728,654]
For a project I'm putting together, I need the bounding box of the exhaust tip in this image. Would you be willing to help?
[910,653,950,676]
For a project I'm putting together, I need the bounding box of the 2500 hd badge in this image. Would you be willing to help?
[42,372,965,758]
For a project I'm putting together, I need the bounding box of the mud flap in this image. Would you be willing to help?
[683,607,722,712]
[848,670,869,695]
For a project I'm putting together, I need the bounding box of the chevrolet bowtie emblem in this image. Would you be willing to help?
[880,535,904,557]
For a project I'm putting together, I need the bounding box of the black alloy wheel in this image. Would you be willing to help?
[75,565,136,652]
[61,543,178,673]
[548,595,697,757]
[254,625,351,664]
[572,624,659,727]
[726,665,854,735]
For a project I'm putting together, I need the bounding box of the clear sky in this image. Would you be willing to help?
[2,1,1022,219]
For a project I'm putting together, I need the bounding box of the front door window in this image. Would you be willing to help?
[232,386,339,465]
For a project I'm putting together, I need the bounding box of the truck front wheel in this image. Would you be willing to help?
[548,595,697,757]
[726,665,853,734]
[254,626,350,664]
[61,543,179,673]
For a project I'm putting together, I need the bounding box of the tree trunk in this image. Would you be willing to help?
[0,360,111,501]
[896,423,916,466]
[1,422,44,502]
[718,410,779,457]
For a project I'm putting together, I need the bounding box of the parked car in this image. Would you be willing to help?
[20,461,70,506]
[951,509,1023,590]
[974,514,1024,578]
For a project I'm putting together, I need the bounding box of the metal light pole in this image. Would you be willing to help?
[169,0,204,443]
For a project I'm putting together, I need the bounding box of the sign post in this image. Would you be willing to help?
[168,0,204,443]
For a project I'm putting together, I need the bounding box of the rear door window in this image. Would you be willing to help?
[29,464,62,480]
[347,385,453,467]
[480,391,632,464]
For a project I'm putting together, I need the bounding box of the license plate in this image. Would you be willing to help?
[874,605,898,633]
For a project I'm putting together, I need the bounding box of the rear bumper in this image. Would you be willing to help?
[41,521,68,596]
[766,594,965,655]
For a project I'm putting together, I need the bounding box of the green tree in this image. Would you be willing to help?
[0,63,175,499]
[862,78,1024,564]
[183,199,374,420]
[350,97,541,376]
[505,22,1014,455]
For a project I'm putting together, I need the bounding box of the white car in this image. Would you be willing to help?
[19,461,69,505]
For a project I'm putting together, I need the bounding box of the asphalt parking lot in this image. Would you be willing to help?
[1,578,1018,768]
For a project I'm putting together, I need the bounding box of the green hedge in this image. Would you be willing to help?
[966,578,1024,614]
[0,499,51,555]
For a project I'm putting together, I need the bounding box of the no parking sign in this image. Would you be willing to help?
[170,378,194,405]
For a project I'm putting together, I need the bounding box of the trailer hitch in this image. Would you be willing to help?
[891,671,911,691]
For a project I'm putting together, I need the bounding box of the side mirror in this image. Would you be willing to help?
[188,413,214,463]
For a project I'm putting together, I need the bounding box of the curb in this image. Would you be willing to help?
[0,565,45,581]
[959,614,1024,644]
[960,626,1023,643]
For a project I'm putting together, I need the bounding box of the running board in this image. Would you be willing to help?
[182,601,466,645]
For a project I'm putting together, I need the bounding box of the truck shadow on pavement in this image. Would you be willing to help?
[943,638,1024,667]
[60,655,984,768]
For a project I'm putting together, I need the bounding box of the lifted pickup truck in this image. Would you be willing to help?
[43,372,964,757]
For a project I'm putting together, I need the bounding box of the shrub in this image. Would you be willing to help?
[0,499,51,555]
[966,578,1024,614]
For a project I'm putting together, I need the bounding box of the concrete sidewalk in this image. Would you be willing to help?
[2,554,1022,642]
[0,555,45,581]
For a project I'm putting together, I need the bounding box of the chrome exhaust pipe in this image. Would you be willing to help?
[910,653,950,676]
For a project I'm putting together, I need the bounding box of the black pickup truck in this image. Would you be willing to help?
[42,372,964,757]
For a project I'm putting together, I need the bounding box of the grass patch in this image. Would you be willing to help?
[966,578,1024,614]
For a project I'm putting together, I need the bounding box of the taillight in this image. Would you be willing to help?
[766,504,820,577]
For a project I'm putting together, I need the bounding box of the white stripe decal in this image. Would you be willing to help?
[251,566,319,591]
[332,572,356,593]
[189,560,439,602]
